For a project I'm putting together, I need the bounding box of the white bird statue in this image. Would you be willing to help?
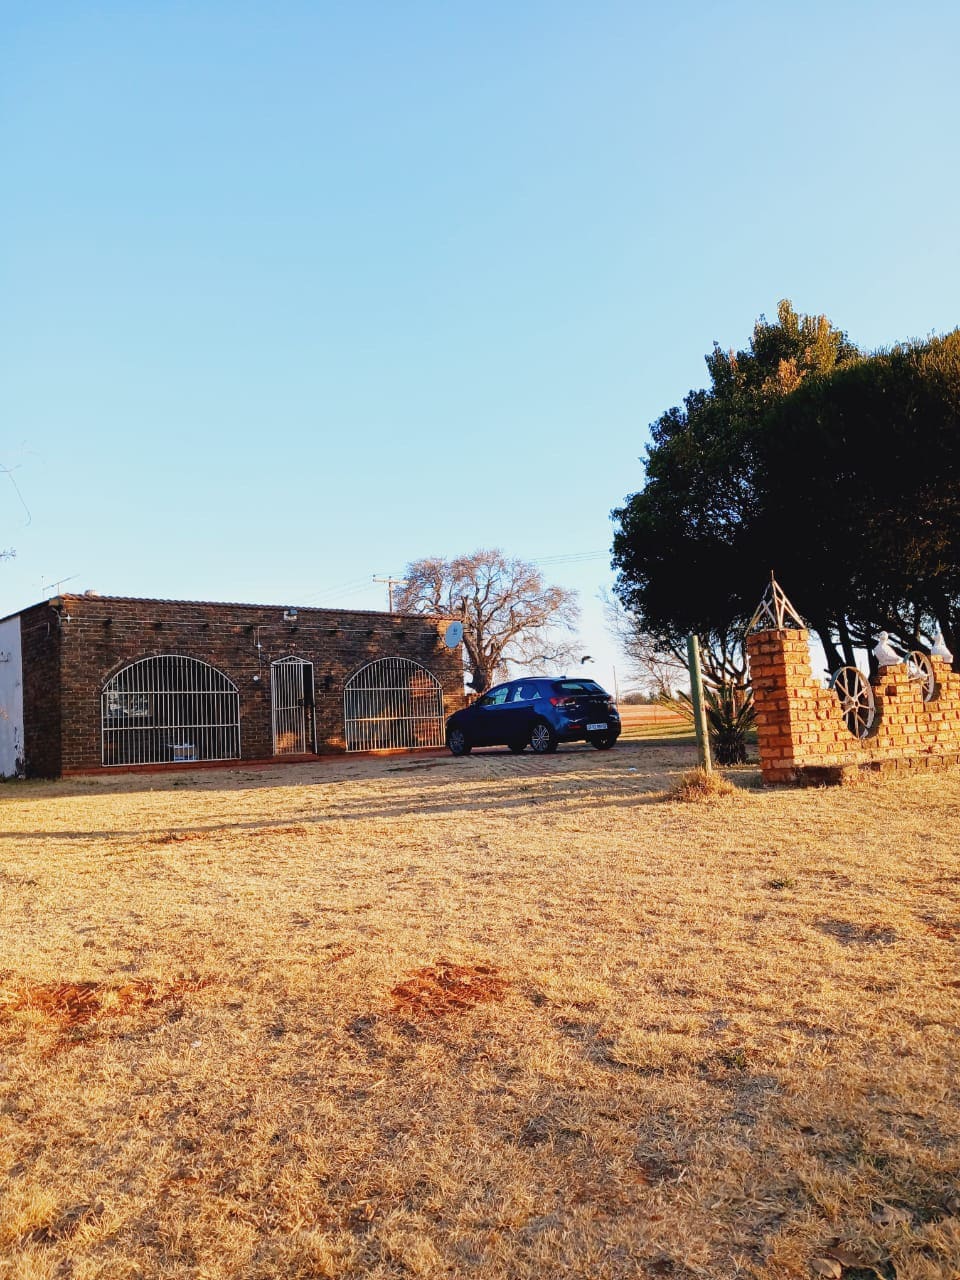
[932,630,954,662]
[872,632,902,667]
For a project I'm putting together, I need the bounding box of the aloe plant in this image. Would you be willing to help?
[662,682,755,765]
[703,683,755,764]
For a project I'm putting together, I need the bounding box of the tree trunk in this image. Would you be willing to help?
[468,665,492,694]
[838,617,856,668]
[811,616,843,676]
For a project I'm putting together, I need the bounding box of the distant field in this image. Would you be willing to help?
[617,703,686,725]
[1,742,958,1279]
[617,703,690,743]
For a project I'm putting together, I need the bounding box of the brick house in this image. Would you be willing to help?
[0,594,465,777]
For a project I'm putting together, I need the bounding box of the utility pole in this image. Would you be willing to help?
[686,634,713,773]
[373,575,405,613]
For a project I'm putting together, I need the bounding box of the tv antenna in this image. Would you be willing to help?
[41,573,78,597]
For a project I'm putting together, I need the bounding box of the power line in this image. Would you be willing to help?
[1,464,31,526]
[301,578,376,604]
[532,551,608,567]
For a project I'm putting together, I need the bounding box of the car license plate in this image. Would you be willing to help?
[587,722,607,731]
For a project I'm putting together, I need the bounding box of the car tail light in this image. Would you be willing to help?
[549,696,575,708]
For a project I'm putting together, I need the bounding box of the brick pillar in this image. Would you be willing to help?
[746,628,814,784]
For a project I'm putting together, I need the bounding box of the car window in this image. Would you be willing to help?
[510,685,534,702]
[480,686,510,706]
[554,680,607,695]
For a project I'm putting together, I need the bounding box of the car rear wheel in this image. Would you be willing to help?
[529,719,558,754]
[588,733,616,750]
[447,727,472,756]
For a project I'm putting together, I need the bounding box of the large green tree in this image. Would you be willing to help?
[611,301,860,683]
[612,306,960,682]
[753,331,960,663]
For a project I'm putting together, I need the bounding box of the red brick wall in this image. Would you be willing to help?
[24,595,465,775]
[18,602,63,778]
[747,627,960,784]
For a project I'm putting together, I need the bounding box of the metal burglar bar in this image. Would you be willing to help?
[271,657,316,754]
[343,658,444,751]
[101,655,240,766]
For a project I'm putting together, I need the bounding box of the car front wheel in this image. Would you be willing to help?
[447,727,472,756]
[529,719,558,754]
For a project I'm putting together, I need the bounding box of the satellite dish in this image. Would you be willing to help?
[444,620,464,648]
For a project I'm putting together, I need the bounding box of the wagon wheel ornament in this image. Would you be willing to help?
[830,666,876,738]
[906,650,936,702]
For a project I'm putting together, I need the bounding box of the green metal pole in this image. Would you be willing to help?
[686,634,713,773]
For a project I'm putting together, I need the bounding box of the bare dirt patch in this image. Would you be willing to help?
[389,960,509,1019]
[1,975,217,1056]
[2,975,216,1026]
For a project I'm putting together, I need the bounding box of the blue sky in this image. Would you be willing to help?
[2,1,958,694]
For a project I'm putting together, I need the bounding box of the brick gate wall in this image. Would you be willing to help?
[746,627,960,784]
[31,595,464,775]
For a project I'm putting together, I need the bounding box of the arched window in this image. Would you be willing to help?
[343,658,444,752]
[102,655,240,766]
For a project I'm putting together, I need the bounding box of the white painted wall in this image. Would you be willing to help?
[0,616,25,777]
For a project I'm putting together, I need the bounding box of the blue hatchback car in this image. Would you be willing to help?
[445,677,621,755]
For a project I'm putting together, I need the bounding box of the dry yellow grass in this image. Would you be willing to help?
[670,767,738,802]
[1,739,958,1279]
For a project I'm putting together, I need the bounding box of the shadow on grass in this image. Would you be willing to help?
[2,742,764,842]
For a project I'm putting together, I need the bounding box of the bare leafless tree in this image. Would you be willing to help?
[395,550,579,693]
[602,592,687,697]
[603,587,753,697]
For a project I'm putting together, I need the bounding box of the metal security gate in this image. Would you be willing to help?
[101,655,240,766]
[343,658,444,751]
[271,657,316,755]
